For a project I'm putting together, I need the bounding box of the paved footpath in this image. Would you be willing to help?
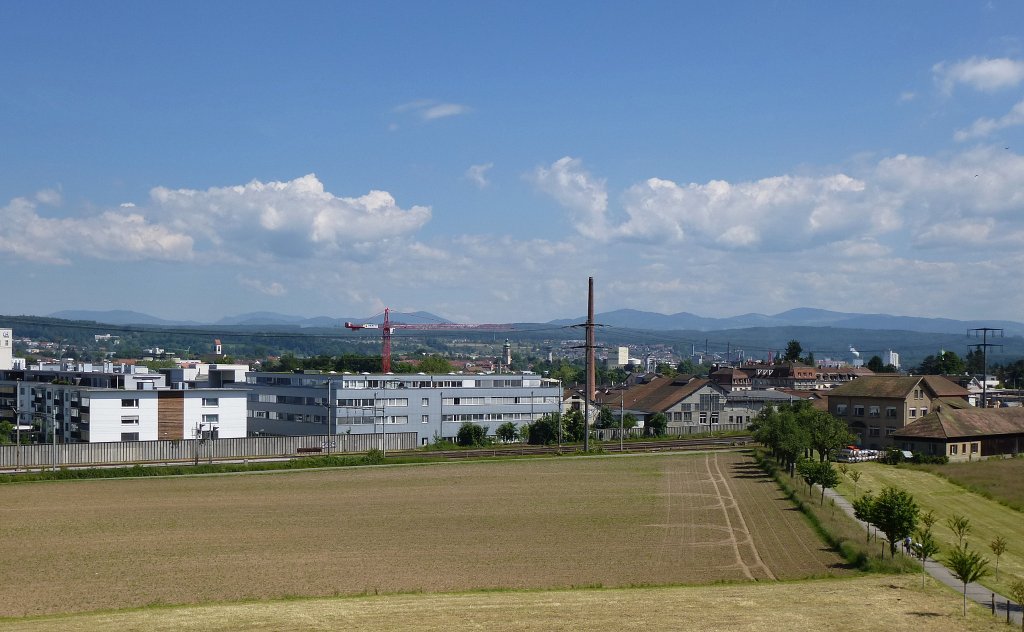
[823,487,1023,626]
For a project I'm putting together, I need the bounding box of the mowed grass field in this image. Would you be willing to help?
[0,452,848,618]
[835,461,1024,595]
[919,457,1024,512]
[0,575,1009,632]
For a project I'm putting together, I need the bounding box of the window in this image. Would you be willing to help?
[422,398,429,407]
[202,414,219,424]
[909,408,917,418]
[683,411,692,422]
[387,415,408,424]
[836,404,848,416]
[121,416,139,425]
[120,432,140,442]
[950,444,958,455]
[868,406,879,418]
[202,397,219,407]
[885,407,897,418]
[869,427,881,437]
[853,405,865,416]
[886,427,897,436]
[710,413,719,424]
[971,443,979,454]
[699,412,708,424]
[121,398,139,408]
[422,415,429,424]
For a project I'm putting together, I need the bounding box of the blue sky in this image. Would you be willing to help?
[3,1,1024,323]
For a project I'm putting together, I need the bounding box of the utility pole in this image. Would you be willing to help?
[968,328,1003,408]
[51,408,57,472]
[619,389,624,452]
[570,277,603,452]
[325,378,334,455]
[557,379,563,449]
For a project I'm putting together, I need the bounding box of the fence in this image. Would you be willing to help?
[0,432,417,469]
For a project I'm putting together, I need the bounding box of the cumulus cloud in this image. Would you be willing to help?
[0,195,194,264]
[933,56,1024,94]
[465,162,494,188]
[529,157,609,238]
[0,174,431,267]
[150,174,431,262]
[954,99,1024,140]
[533,148,1024,257]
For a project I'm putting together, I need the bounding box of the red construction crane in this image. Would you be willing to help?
[344,307,513,372]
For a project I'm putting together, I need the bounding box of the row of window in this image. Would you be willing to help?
[866,427,898,437]
[442,413,540,423]
[121,397,219,407]
[836,404,923,418]
[249,376,535,390]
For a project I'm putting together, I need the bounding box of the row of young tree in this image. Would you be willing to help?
[850,488,1024,619]
[750,401,854,472]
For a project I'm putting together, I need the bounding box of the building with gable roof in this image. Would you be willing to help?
[826,375,971,449]
[892,405,1024,461]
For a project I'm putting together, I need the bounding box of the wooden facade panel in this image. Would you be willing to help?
[158,391,185,440]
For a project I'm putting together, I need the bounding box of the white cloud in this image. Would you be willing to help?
[392,99,471,121]
[0,175,431,267]
[533,148,1024,259]
[933,56,1024,94]
[529,157,608,239]
[898,91,916,103]
[954,99,1024,140]
[465,162,494,189]
[149,173,431,262]
[0,195,194,264]
[34,189,61,206]
[239,276,287,296]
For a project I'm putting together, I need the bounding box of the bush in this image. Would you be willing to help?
[456,422,488,447]
[646,413,668,437]
[911,453,949,465]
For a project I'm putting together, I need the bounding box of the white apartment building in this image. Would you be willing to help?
[1,361,246,443]
[0,328,12,370]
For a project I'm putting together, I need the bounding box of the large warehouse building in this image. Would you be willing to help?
[244,370,562,445]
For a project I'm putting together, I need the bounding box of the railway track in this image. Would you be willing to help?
[387,436,754,460]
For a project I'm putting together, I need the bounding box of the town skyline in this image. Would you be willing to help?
[3,3,1024,324]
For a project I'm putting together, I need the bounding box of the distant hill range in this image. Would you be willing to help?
[47,309,457,329]
[47,306,1024,337]
[548,307,1024,338]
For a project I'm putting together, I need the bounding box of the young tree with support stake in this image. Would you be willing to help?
[913,528,940,588]
[947,515,971,547]
[946,544,990,617]
[1009,579,1024,631]
[989,535,1007,581]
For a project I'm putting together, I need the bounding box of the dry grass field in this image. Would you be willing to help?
[0,452,848,618]
[0,575,1008,632]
